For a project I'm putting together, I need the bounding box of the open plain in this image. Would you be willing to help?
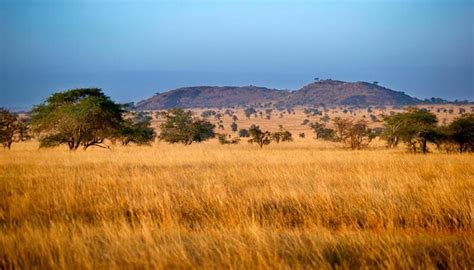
[1,137,473,269]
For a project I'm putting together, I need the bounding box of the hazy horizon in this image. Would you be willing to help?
[1,0,473,108]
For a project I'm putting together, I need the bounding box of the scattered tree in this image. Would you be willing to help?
[239,128,250,138]
[271,125,293,143]
[248,124,271,148]
[333,117,374,149]
[441,113,474,153]
[320,114,330,123]
[31,88,125,150]
[310,122,335,141]
[201,110,216,118]
[0,108,30,149]
[158,108,215,145]
[381,108,438,153]
[231,122,238,132]
[244,108,257,119]
[117,113,156,145]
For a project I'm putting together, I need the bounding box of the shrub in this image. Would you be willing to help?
[238,129,250,137]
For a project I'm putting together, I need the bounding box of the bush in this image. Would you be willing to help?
[217,134,240,145]
[231,122,238,132]
[239,129,250,137]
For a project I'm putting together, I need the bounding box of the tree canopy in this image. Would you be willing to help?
[31,88,126,150]
[333,117,374,149]
[271,125,293,143]
[439,113,474,153]
[248,124,271,148]
[0,108,30,149]
[382,108,438,153]
[118,112,156,146]
[158,108,215,145]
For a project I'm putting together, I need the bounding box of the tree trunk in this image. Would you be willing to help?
[422,138,427,154]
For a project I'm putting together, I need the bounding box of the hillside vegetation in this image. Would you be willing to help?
[135,80,420,110]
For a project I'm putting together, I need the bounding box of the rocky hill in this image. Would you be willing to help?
[287,80,419,106]
[135,80,420,109]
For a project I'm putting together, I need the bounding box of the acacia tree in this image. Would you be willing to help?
[309,122,335,141]
[31,88,125,150]
[158,108,215,145]
[381,108,438,153]
[271,125,293,143]
[332,117,374,149]
[118,112,156,146]
[248,124,271,148]
[381,113,405,148]
[0,108,30,149]
[443,113,474,153]
[230,122,238,132]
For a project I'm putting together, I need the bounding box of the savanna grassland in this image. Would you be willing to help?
[1,138,473,269]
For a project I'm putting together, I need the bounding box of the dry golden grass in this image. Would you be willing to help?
[1,139,473,269]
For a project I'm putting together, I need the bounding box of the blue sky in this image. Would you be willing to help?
[1,0,473,108]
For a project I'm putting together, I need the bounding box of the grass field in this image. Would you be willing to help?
[1,139,473,269]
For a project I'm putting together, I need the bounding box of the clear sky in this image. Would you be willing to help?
[1,0,473,108]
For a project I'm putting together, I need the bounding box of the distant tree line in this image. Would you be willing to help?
[1,88,473,153]
[381,108,473,153]
[308,108,473,153]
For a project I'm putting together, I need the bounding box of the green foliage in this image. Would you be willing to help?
[304,108,322,116]
[159,108,215,145]
[301,119,310,126]
[230,122,238,132]
[244,108,257,119]
[201,110,216,118]
[31,88,124,150]
[310,122,335,141]
[332,117,374,149]
[118,113,156,146]
[441,113,474,153]
[248,124,271,148]
[381,108,438,153]
[320,114,331,123]
[271,125,293,143]
[0,108,30,149]
[238,129,250,138]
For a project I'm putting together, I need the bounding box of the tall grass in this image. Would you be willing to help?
[1,140,473,269]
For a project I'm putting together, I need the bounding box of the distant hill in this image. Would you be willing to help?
[135,80,420,110]
[287,80,419,106]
